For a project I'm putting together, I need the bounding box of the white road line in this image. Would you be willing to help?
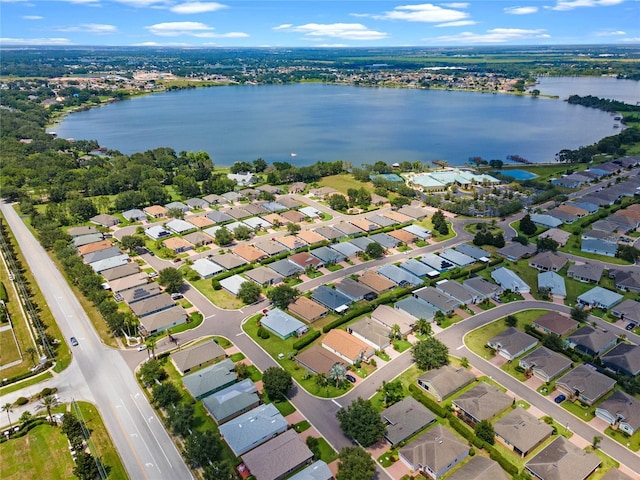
[331,399,341,408]
[205,314,216,319]
[456,345,465,350]
[236,332,245,337]
[130,393,172,469]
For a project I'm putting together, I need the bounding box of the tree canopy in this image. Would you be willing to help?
[336,398,386,447]
[238,281,261,304]
[262,367,293,401]
[158,267,183,293]
[412,337,449,371]
[336,446,376,480]
[365,242,384,259]
[266,285,300,309]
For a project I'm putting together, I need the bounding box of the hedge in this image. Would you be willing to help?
[322,303,374,333]
[0,282,7,302]
[408,384,448,418]
[487,445,519,475]
[293,330,321,351]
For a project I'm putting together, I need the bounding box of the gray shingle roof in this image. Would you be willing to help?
[525,437,601,480]
[381,397,436,446]
[519,347,572,381]
[182,358,236,399]
[556,365,616,404]
[399,424,468,474]
[601,343,640,376]
[218,404,288,456]
[417,365,475,400]
[494,407,553,456]
[453,382,512,421]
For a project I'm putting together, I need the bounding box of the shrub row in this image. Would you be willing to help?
[0,282,7,302]
[292,330,321,351]
[408,384,448,418]
[0,418,49,444]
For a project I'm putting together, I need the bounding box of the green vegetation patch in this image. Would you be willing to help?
[0,329,21,366]
[605,426,640,452]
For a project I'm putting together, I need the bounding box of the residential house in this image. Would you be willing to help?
[289,252,323,270]
[347,317,391,350]
[143,205,168,219]
[462,277,503,301]
[525,436,601,480]
[530,214,563,229]
[538,271,567,298]
[90,213,120,227]
[487,328,537,361]
[610,299,640,325]
[77,239,112,256]
[358,270,395,293]
[202,194,227,205]
[165,201,189,213]
[210,253,246,270]
[377,264,423,287]
[288,296,328,323]
[295,345,343,376]
[348,236,375,251]
[537,228,571,247]
[333,222,364,237]
[101,263,139,282]
[280,209,306,224]
[417,365,476,402]
[221,191,242,203]
[519,347,572,382]
[413,287,460,314]
[419,253,455,272]
[233,244,267,263]
[551,174,591,188]
[369,232,400,249]
[218,404,287,456]
[402,224,431,239]
[296,230,326,246]
[145,225,170,241]
[162,237,192,254]
[267,259,303,279]
[170,340,226,375]
[567,262,605,283]
[609,269,640,293]
[108,273,149,295]
[454,244,491,262]
[219,275,248,296]
[321,329,374,364]
[83,246,123,264]
[547,208,580,224]
[397,205,428,219]
[399,259,437,278]
[529,251,568,272]
[494,407,553,457]
[206,210,233,224]
[446,457,509,480]
[496,243,537,262]
[67,226,100,238]
[350,218,379,232]
[371,304,416,336]
[577,286,623,310]
[89,255,129,273]
[185,197,208,210]
[308,187,337,199]
[368,214,396,228]
[182,358,237,400]
[245,267,283,287]
[224,206,251,220]
[393,297,437,324]
[315,226,343,241]
[275,235,308,251]
[183,231,214,247]
[434,280,478,305]
[329,241,362,259]
[581,238,618,257]
[452,382,513,424]
[567,325,618,357]
[572,201,600,214]
[388,228,417,245]
[254,240,287,257]
[286,461,333,480]
[288,182,306,194]
[439,249,475,267]
[601,343,640,377]
[244,216,272,230]
[491,267,530,294]
[556,365,616,406]
[533,312,578,337]
[398,424,468,479]
[227,172,254,186]
[260,308,308,340]
[201,379,260,425]
[241,430,313,480]
[118,284,161,305]
[311,286,351,313]
[72,233,104,248]
[595,390,640,436]
[311,246,345,265]
[381,397,436,446]
[138,306,188,335]
[335,278,377,302]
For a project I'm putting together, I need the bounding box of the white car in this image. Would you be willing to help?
[137,344,147,351]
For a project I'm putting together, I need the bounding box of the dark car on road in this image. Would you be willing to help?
[70,337,79,347]
[626,323,636,331]
[345,374,356,383]
[554,394,566,404]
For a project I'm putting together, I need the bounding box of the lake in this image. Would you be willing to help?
[534,77,640,104]
[51,81,625,167]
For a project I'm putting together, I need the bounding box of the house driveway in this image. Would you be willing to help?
[588,416,610,433]
[490,355,508,367]
[524,375,544,391]
[366,440,412,480]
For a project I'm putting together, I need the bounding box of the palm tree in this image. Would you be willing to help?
[37,394,59,423]
[145,337,157,359]
[25,346,38,366]
[2,403,13,428]
[415,318,432,336]
[389,324,402,341]
[329,364,346,388]
[315,373,328,388]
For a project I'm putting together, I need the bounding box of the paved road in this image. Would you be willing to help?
[0,202,192,480]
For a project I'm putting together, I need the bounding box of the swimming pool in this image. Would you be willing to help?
[501,170,538,180]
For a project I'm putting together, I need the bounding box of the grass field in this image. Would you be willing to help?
[318,174,374,195]
[191,278,246,309]
[605,426,640,452]
[0,329,21,366]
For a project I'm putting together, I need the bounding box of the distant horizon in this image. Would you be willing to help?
[1,1,638,48]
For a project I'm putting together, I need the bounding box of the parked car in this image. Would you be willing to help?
[148,272,158,278]
[70,337,79,347]
[626,323,636,331]
[345,374,356,383]
[172,258,181,263]
[137,344,147,351]
[554,394,566,404]
[171,293,183,300]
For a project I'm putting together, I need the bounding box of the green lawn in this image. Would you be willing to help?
[229,352,245,362]
[562,399,596,421]
[315,437,339,463]
[191,278,245,309]
[392,339,412,353]
[417,218,456,242]
[587,448,620,480]
[0,329,21,366]
[293,420,311,432]
[0,371,53,397]
[318,174,375,195]
[605,426,640,452]
[326,264,344,272]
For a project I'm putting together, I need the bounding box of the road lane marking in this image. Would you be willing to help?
[331,399,341,408]
[205,314,216,319]
[118,397,161,474]
[456,345,465,350]
[130,394,172,469]
[108,401,152,479]
[236,332,245,337]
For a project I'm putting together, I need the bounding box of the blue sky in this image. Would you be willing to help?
[1,0,639,47]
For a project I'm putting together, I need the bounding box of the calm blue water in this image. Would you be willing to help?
[534,77,640,104]
[501,170,538,180]
[52,83,622,167]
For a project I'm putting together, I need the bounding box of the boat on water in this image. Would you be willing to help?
[290,153,298,157]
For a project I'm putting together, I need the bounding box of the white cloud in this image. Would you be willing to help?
[441,3,469,8]
[374,3,469,22]
[23,15,44,20]
[273,23,389,41]
[146,21,247,38]
[115,0,167,7]
[596,30,626,36]
[436,20,477,27]
[504,6,539,14]
[547,0,624,11]
[432,28,550,43]
[0,37,73,45]
[170,2,227,14]
[59,0,101,4]
[56,23,118,34]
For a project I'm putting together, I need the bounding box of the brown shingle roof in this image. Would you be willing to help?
[163,237,192,251]
[186,215,215,228]
[322,329,371,362]
[388,229,417,243]
[233,244,267,262]
[280,210,306,223]
[358,270,395,292]
[77,239,113,255]
[296,230,325,245]
[288,296,328,322]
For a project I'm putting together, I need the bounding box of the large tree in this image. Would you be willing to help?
[152,382,182,408]
[570,305,588,323]
[214,227,233,246]
[412,337,449,371]
[519,214,537,236]
[336,446,376,480]
[158,267,183,293]
[328,193,348,211]
[262,367,293,401]
[267,284,299,309]
[120,235,145,252]
[237,281,261,304]
[365,242,384,259]
[184,430,221,468]
[167,402,195,438]
[474,419,495,445]
[336,398,386,447]
[73,451,101,480]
